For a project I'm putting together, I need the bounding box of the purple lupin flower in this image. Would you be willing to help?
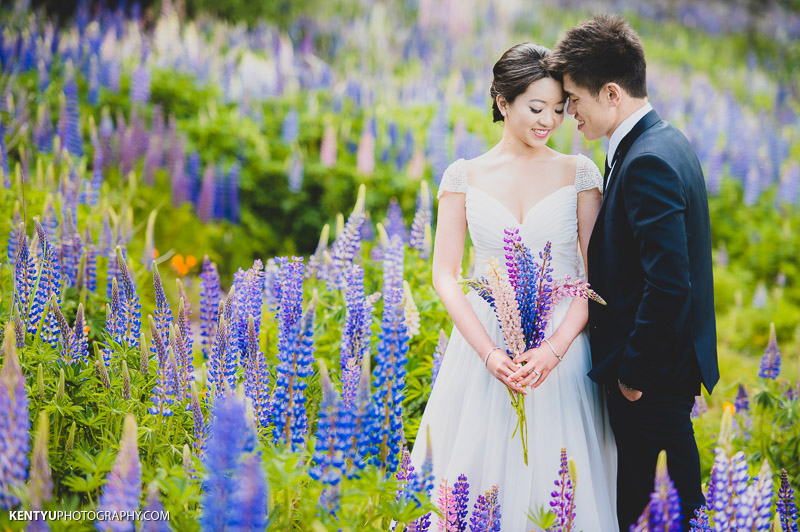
[735,384,749,413]
[197,164,216,223]
[384,198,408,243]
[688,507,711,532]
[733,460,773,531]
[206,304,229,400]
[95,415,141,532]
[0,114,9,187]
[691,395,708,418]
[200,392,260,530]
[73,303,88,363]
[269,262,316,451]
[759,322,781,379]
[452,474,470,532]
[227,162,240,223]
[169,324,192,401]
[630,450,681,532]
[243,316,271,430]
[151,262,173,358]
[327,185,366,290]
[340,264,376,405]
[409,181,432,254]
[232,260,265,369]
[288,150,304,193]
[147,315,175,417]
[116,246,141,347]
[431,329,448,390]
[7,203,21,263]
[550,448,576,532]
[370,235,409,472]
[470,485,502,532]
[130,62,151,104]
[0,322,31,509]
[190,384,206,454]
[395,448,415,502]
[199,256,221,358]
[84,237,97,293]
[34,103,53,154]
[29,411,52,515]
[777,469,799,532]
[141,483,170,532]
[176,279,194,355]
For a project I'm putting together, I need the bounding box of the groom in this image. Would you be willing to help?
[547,14,719,531]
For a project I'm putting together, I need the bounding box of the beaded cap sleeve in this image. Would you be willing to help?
[436,158,468,200]
[574,154,603,193]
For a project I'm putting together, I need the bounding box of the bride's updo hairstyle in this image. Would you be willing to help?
[490,43,561,123]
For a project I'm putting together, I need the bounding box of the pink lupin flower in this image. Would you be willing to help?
[320,124,337,167]
[356,125,375,175]
[437,477,458,531]
[484,257,525,356]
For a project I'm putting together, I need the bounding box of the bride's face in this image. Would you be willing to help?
[501,77,566,148]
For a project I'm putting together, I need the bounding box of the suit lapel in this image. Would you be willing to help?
[589,110,662,253]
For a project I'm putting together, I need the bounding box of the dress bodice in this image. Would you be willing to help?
[437,155,603,280]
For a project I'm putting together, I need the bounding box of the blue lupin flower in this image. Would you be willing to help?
[186,151,202,204]
[190,384,206,454]
[758,322,781,379]
[281,109,300,144]
[228,454,269,531]
[733,460,772,532]
[95,415,141,532]
[630,450,681,532]
[340,264,375,389]
[199,255,221,359]
[431,329,448,390]
[777,469,799,532]
[0,323,31,509]
[233,260,265,369]
[169,324,192,401]
[343,352,375,478]
[116,246,141,347]
[12,231,36,328]
[310,360,351,496]
[688,507,711,532]
[409,427,434,503]
[370,235,409,472]
[34,101,53,153]
[90,142,103,207]
[0,112,11,187]
[206,308,229,400]
[200,392,260,530]
[62,67,83,158]
[74,303,88,363]
[85,240,97,293]
[243,316,271,430]
[52,300,80,365]
[176,282,194,356]
[213,163,228,220]
[470,485,502,532]
[88,54,100,105]
[270,268,316,451]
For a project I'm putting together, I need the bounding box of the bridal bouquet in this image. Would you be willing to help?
[460,228,605,466]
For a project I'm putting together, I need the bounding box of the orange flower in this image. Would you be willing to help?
[722,401,735,416]
[171,254,189,276]
[185,254,197,269]
[153,248,160,258]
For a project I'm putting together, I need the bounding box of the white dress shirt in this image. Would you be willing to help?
[606,102,653,190]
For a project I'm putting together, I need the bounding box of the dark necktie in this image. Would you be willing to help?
[603,156,611,192]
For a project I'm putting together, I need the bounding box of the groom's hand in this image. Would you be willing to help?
[618,380,643,401]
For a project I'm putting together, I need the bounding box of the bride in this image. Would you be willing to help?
[408,43,619,531]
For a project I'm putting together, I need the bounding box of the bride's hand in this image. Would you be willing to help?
[508,345,559,389]
[486,350,529,395]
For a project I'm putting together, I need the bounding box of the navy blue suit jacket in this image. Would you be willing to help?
[587,110,719,395]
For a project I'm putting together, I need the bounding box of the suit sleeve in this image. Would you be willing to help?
[617,153,690,392]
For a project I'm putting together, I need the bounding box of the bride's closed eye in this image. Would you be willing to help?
[530,108,565,114]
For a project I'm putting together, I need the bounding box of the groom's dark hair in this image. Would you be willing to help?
[547,14,648,99]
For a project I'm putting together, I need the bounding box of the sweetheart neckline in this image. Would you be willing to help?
[466,184,576,226]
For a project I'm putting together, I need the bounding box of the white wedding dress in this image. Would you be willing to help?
[409,155,618,532]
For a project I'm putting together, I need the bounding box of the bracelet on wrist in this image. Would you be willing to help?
[484,346,502,367]
[543,338,562,362]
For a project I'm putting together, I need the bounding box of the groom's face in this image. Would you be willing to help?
[563,75,613,141]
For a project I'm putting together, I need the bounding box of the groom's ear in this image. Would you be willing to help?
[604,82,623,108]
